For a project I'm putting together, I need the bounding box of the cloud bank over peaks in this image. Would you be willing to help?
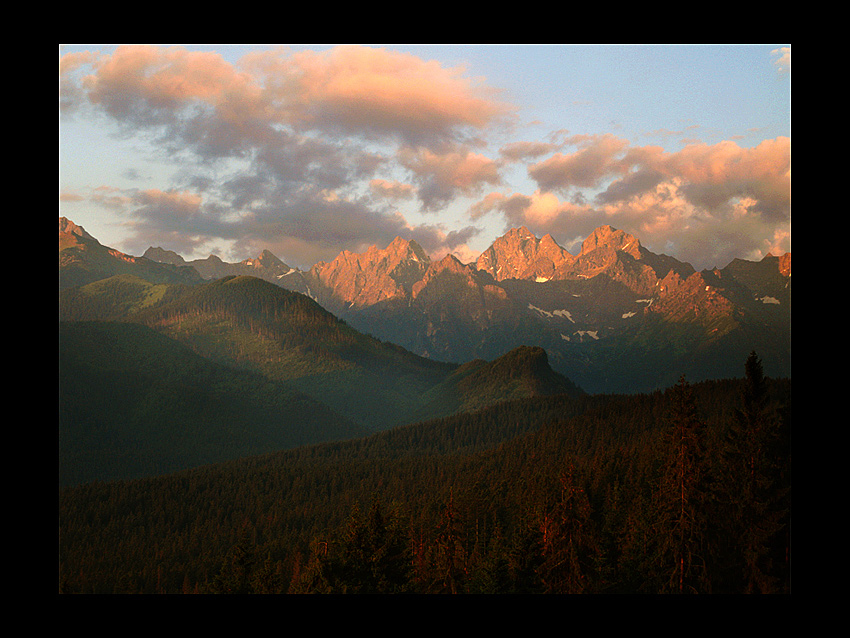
[60,45,521,267]
[470,133,790,269]
[60,44,790,272]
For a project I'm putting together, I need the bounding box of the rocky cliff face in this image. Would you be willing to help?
[143,247,297,285]
[309,236,431,308]
[476,226,575,282]
[578,225,642,259]
[59,217,96,246]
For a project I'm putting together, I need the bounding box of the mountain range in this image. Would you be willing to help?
[141,221,791,394]
[59,217,586,484]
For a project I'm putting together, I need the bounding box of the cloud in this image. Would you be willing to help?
[470,135,790,269]
[60,45,789,273]
[369,179,416,201]
[397,145,503,210]
[654,137,791,221]
[499,140,561,162]
[59,44,517,265]
[239,45,516,145]
[74,178,481,269]
[528,134,631,191]
[526,135,790,223]
[772,47,790,75]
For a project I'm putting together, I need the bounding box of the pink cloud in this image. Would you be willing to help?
[369,179,416,200]
[398,146,503,209]
[528,134,631,190]
[77,45,263,123]
[661,138,790,215]
[528,135,790,222]
[245,45,515,142]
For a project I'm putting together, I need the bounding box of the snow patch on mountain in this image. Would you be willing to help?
[528,304,575,322]
[560,330,600,342]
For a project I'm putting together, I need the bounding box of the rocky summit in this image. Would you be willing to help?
[475,226,575,282]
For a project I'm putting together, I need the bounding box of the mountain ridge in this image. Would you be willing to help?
[62,217,790,393]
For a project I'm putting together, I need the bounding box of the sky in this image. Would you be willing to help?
[59,44,791,271]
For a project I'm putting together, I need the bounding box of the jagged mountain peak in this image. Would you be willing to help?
[492,225,549,248]
[580,225,642,258]
[476,226,574,281]
[387,235,429,259]
[310,236,432,308]
[767,252,791,277]
[243,249,291,271]
[433,252,470,271]
[59,217,101,253]
[323,236,430,272]
[59,218,204,289]
[143,246,186,265]
[59,216,95,241]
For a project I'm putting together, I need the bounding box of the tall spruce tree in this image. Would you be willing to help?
[717,351,789,593]
[427,491,468,594]
[648,376,712,593]
[537,462,602,593]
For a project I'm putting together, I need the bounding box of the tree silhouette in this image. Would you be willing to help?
[537,462,602,593]
[717,351,789,593]
[648,376,712,593]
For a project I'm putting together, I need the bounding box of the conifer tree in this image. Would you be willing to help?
[648,376,712,593]
[289,499,412,594]
[427,491,468,594]
[208,532,256,594]
[717,351,789,593]
[537,463,602,593]
[466,522,512,594]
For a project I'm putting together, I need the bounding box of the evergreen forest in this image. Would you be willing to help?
[59,352,790,595]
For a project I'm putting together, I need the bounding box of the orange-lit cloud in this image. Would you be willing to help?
[241,45,515,143]
[529,134,631,190]
[472,134,791,268]
[59,44,515,261]
[370,179,416,201]
[78,46,263,122]
[772,47,790,74]
[398,146,503,210]
[60,45,789,271]
[133,189,203,218]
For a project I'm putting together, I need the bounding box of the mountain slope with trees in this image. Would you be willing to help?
[59,320,366,486]
[59,353,790,594]
[59,273,585,483]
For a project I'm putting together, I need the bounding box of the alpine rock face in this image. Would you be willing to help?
[137,222,790,394]
[307,236,431,312]
[475,226,576,282]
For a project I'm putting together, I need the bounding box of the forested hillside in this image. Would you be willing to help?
[59,354,790,594]
[59,321,366,485]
